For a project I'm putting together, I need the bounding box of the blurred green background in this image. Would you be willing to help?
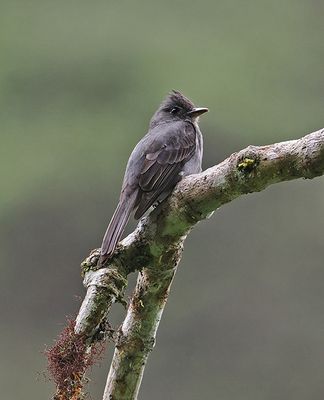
[1,0,324,399]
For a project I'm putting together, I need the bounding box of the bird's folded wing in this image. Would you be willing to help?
[134,123,196,219]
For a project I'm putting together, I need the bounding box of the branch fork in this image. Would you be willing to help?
[50,128,324,400]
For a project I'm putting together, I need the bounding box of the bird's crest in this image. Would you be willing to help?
[162,90,195,111]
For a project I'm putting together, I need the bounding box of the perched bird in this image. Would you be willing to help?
[99,90,208,264]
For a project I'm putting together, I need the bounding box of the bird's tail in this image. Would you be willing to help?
[99,195,135,265]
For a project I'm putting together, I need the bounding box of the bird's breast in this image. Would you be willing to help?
[182,127,203,176]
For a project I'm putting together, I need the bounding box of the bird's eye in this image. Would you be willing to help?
[170,107,180,114]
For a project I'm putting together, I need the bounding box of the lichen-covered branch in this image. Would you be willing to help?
[103,266,177,399]
[71,128,324,400]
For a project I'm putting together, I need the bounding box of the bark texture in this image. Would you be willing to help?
[74,128,324,400]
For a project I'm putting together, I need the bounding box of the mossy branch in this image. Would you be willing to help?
[50,128,324,400]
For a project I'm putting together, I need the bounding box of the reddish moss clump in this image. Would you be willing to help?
[45,318,105,400]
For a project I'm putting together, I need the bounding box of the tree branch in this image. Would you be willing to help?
[74,128,324,400]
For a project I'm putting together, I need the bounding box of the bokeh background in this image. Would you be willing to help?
[1,1,324,399]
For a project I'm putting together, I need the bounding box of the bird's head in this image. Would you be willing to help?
[150,90,208,128]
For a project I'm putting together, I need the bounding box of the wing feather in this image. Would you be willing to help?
[134,122,196,219]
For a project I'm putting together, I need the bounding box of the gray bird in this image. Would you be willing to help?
[99,90,208,264]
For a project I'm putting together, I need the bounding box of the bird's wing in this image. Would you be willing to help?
[134,122,196,219]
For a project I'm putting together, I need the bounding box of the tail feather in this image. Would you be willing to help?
[99,195,135,263]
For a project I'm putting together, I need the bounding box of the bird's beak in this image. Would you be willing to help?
[187,107,209,118]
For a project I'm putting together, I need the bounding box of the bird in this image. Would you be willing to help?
[99,90,208,265]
